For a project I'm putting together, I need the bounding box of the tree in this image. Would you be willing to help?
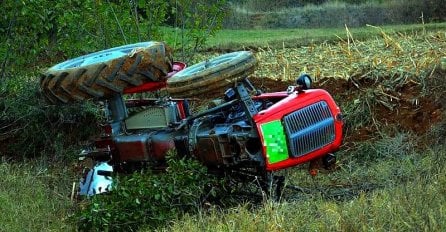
[172,0,228,61]
[0,0,228,76]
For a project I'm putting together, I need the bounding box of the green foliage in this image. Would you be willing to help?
[1,0,104,67]
[0,75,99,159]
[77,154,216,231]
[168,0,228,62]
[0,0,227,77]
[138,0,170,41]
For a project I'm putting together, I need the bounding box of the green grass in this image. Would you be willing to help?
[205,22,446,50]
[0,160,75,231]
[163,177,446,231]
[159,138,446,232]
[3,134,445,231]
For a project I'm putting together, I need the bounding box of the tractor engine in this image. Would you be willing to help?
[96,95,265,170]
[86,78,343,171]
[79,78,343,196]
[184,107,263,168]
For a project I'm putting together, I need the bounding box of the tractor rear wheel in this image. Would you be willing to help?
[40,41,172,104]
[166,51,257,98]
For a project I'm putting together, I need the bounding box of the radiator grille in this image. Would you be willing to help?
[283,101,335,158]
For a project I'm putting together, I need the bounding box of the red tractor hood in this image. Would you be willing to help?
[253,89,343,171]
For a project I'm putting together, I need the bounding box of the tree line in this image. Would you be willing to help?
[224,0,446,28]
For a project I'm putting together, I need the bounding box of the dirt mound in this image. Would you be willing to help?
[319,72,444,143]
[250,77,293,93]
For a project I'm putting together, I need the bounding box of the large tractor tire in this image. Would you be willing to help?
[166,51,257,98]
[40,41,172,104]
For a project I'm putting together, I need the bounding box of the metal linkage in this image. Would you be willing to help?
[235,82,258,121]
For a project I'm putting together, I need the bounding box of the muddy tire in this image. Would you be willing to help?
[166,51,257,98]
[40,41,172,104]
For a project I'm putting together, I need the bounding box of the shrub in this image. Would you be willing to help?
[77,154,216,231]
[0,75,99,159]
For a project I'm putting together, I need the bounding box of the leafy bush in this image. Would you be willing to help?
[164,0,228,62]
[77,154,216,231]
[0,75,99,159]
[0,0,228,77]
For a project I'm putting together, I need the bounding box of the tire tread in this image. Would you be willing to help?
[40,42,172,104]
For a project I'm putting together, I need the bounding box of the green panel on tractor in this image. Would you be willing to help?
[260,120,289,164]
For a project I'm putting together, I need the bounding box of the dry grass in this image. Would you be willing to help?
[253,28,446,81]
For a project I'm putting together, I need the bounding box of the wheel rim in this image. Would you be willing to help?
[49,42,155,71]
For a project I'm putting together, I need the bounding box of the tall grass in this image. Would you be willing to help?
[161,140,446,231]
[164,177,446,231]
[3,133,444,231]
[0,160,75,231]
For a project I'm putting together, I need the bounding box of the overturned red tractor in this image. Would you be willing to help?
[41,42,343,197]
